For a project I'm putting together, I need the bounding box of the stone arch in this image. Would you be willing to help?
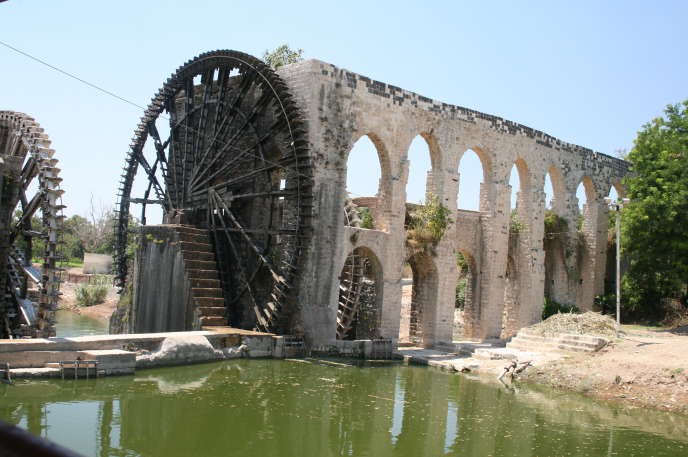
[398,251,439,347]
[404,132,441,204]
[336,246,384,340]
[454,250,478,340]
[544,164,567,214]
[502,157,532,337]
[509,157,531,220]
[609,181,626,199]
[502,254,520,337]
[457,146,492,212]
[575,176,598,308]
[343,133,392,230]
[543,164,569,304]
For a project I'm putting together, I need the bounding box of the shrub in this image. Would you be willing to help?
[406,194,452,249]
[75,284,108,307]
[542,297,580,320]
[544,210,567,239]
[510,210,524,234]
[358,207,374,229]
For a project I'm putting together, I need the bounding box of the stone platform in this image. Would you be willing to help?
[0,327,277,379]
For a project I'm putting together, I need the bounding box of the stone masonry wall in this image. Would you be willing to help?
[277,59,630,347]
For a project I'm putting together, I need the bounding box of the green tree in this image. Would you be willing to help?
[262,44,304,69]
[622,100,688,315]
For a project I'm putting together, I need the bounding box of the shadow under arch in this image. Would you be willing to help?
[454,249,479,340]
[575,175,598,310]
[543,163,570,305]
[344,132,392,230]
[336,245,384,340]
[399,250,439,347]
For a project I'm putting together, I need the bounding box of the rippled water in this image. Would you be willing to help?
[1,360,686,457]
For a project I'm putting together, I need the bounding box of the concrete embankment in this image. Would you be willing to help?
[0,327,295,379]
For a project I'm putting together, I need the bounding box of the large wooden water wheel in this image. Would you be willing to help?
[0,111,64,338]
[114,50,312,332]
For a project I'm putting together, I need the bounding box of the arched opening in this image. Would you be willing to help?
[543,165,569,305]
[508,159,530,232]
[336,247,383,340]
[576,176,596,231]
[575,176,597,309]
[398,252,438,347]
[503,159,530,337]
[343,134,389,230]
[457,148,488,211]
[405,135,435,204]
[453,251,477,341]
[602,183,624,314]
[502,254,519,336]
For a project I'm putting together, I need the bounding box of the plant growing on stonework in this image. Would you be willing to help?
[509,209,524,234]
[406,194,452,249]
[543,210,567,239]
[455,252,470,309]
[263,44,304,69]
[358,207,374,229]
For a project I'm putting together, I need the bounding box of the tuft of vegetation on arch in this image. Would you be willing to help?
[544,210,568,239]
[357,207,374,229]
[406,194,452,252]
[509,209,525,234]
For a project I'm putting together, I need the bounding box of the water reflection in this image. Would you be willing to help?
[1,360,687,457]
[54,309,108,337]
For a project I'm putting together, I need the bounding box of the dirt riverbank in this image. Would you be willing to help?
[58,280,118,321]
[522,325,688,415]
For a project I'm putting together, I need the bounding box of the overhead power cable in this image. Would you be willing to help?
[0,39,146,111]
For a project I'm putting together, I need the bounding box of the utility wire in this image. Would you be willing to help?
[0,40,383,201]
[0,39,146,111]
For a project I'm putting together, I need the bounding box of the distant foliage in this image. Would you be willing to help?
[455,252,470,309]
[542,298,580,320]
[622,100,688,316]
[263,44,304,69]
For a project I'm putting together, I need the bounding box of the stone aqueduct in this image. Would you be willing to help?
[276,59,630,347]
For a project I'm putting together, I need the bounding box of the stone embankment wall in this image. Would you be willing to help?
[278,59,630,347]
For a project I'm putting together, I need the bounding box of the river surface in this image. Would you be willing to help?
[1,360,686,457]
[54,309,108,337]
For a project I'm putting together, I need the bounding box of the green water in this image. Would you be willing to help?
[1,360,686,457]
[54,309,108,337]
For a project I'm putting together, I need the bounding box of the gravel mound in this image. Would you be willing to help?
[527,312,617,338]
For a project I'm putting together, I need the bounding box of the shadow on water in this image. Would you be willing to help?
[0,359,686,457]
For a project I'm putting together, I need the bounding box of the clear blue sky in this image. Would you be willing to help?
[1,0,686,217]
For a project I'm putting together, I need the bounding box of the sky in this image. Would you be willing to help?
[1,0,686,217]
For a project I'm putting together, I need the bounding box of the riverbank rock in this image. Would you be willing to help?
[137,335,224,367]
